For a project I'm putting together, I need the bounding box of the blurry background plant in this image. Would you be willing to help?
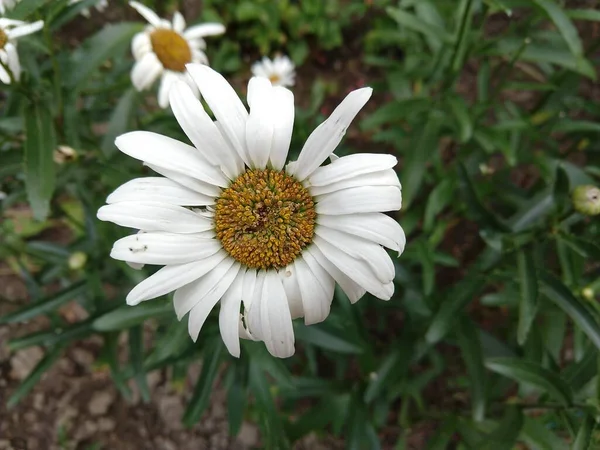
[1,0,600,448]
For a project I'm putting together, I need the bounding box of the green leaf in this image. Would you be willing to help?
[183,339,224,426]
[485,357,573,406]
[386,7,453,44]
[568,9,600,22]
[364,346,406,403]
[67,23,142,89]
[539,272,600,353]
[9,319,94,351]
[7,345,65,409]
[517,249,539,345]
[92,301,172,332]
[23,99,57,221]
[103,332,131,400]
[101,89,138,157]
[226,362,247,436]
[552,119,600,134]
[8,0,50,19]
[426,276,486,344]
[532,0,583,56]
[293,323,364,354]
[552,164,570,212]
[0,281,87,324]
[519,416,569,450]
[423,179,456,232]
[572,414,594,450]
[129,325,150,403]
[457,318,486,421]
[144,320,189,369]
[447,95,473,142]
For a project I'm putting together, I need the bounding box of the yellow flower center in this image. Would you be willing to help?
[268,74,281,84]
[214,169,316,270]
[0,28,7,50]
[149,28,192,72]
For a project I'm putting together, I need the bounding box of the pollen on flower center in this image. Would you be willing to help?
[268,74,281,84]
[149,28,191,72]
[214,169,316,270]
[0,28,7,50]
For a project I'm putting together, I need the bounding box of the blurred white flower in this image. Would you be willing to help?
[0,0,20,14]
[68,0,108,17]
[0,18,44,84]
[98,65,404,358]
[251,55,296,87]
[128,1,224,108]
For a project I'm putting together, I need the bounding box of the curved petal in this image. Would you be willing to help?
[6,20,43,39]
[169,80,244,179]
[293,256,332,325]
[4,43,20,82]
[110,232,222,265]
[288,87,372,181]
[0,63,11,84]
[246,77,274,169]
[308,154,397,186]
[186,261,241,341]
[269,87,294,170]
[184,23,225,40]
[97,202,213,233]
[172,11,186,32]
[131,32,151,60]
[315,225,394,284]
[317,213,406,253]
[309,169,400,196]
[157,71,177,109]
[219,269,245,357]
[144,163,222,198]
[125,250,228,305]
[186,64,250,166]
[131,52,162,90]
[129,1,162,27]
[116,131,229,188]
[281,267,304,319]
[106,177,214,206]
[316,186,402,215]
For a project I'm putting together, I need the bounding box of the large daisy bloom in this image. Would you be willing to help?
[128,1,224,108]
[0,18,44,84]
[0,0,19,14]
[68,0,108,17]
[97,64,405,358]
[251,55,296,87]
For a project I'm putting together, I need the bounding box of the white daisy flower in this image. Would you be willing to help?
[97,64,405,358]
[0,0,20,14]
[68,0,108,17]
[0,18,44,84]
[251,55,296,87]
[128,1,225,108]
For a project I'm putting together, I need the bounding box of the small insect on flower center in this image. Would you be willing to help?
[0,28,8,50]
[149,28,192,72]
[214,169,316,270]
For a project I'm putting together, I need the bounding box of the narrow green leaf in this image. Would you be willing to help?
[568,9,600,22]
[9,319,94,351]
[485,357,573,406]
[423,179,456,232]
[23,100,57,221]
[129,325,150,403]
[572,414,594,450]
[552,119,600,134]
[8,0,50,19]
[0,280,87,324]
[143,320,189,369]
[539,272,600,352]
[364,347,404,403]
[293,323,364,354]
[92,301,172,332]
[103,332,132,400]
[386,7,454,44]
[183,339,224,426]
[447,95,473,142]
[517,249,539,345]
[101,89,138,157]
[457,318,486,421]
[520,416,569,450]
[532,0,583,56]
[7,345,65,409]
[226,362,247,436]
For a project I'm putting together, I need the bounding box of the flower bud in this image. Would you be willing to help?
[54,145,78,164]
[68,251,88,270]
[572,185,600,216]
[582,287,595,301]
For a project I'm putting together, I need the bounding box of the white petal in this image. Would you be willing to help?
[131,32,151,60]
[107,177,214,206]
[7,20,44,39]
[186,261,241,341]
[280,268,304,319]
[110,232,222,265]
[126,250,228,305]
[242,268,258,312]
[305,245,366,304]
[169,80,244,179]
[308,154,397,186]
[172,11,186,33]
[186,64,250,166]
[288,87,372,181]
[116,131,229,188]
[144,164,222,198]
[316,186,402,215]
[315,226,394,284]
[131,53,162,90]
[157,71,177,109]
[174,257,237,320]
[309,169,400,196]
[313,236,394,300]
[219,269,245,357]
[129,1,162,27]
[97,202,213,233]
[317,213,406,253]
[293,257,332,325]
[248,271,295,358]
[184,23,226,40]
[0,61,10,84]
[269,87,294,171]
[4,44,19,82]
[246,77,274,169]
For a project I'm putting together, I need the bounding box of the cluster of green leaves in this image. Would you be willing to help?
[2,0,600,448]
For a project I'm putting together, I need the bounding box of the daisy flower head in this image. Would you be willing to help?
[68,0,108,17]
[251,55,296,87]
[97,64,405,358]
[0,0,20,14]
[128,1,225,108]
[0,18,44,84]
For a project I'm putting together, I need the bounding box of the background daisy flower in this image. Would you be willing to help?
[98,64,404,358]
[0,0,19,14]
[128,1,225,108]
[251,55,296,87]
[68,0,108,17]
[0,18,44,84]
